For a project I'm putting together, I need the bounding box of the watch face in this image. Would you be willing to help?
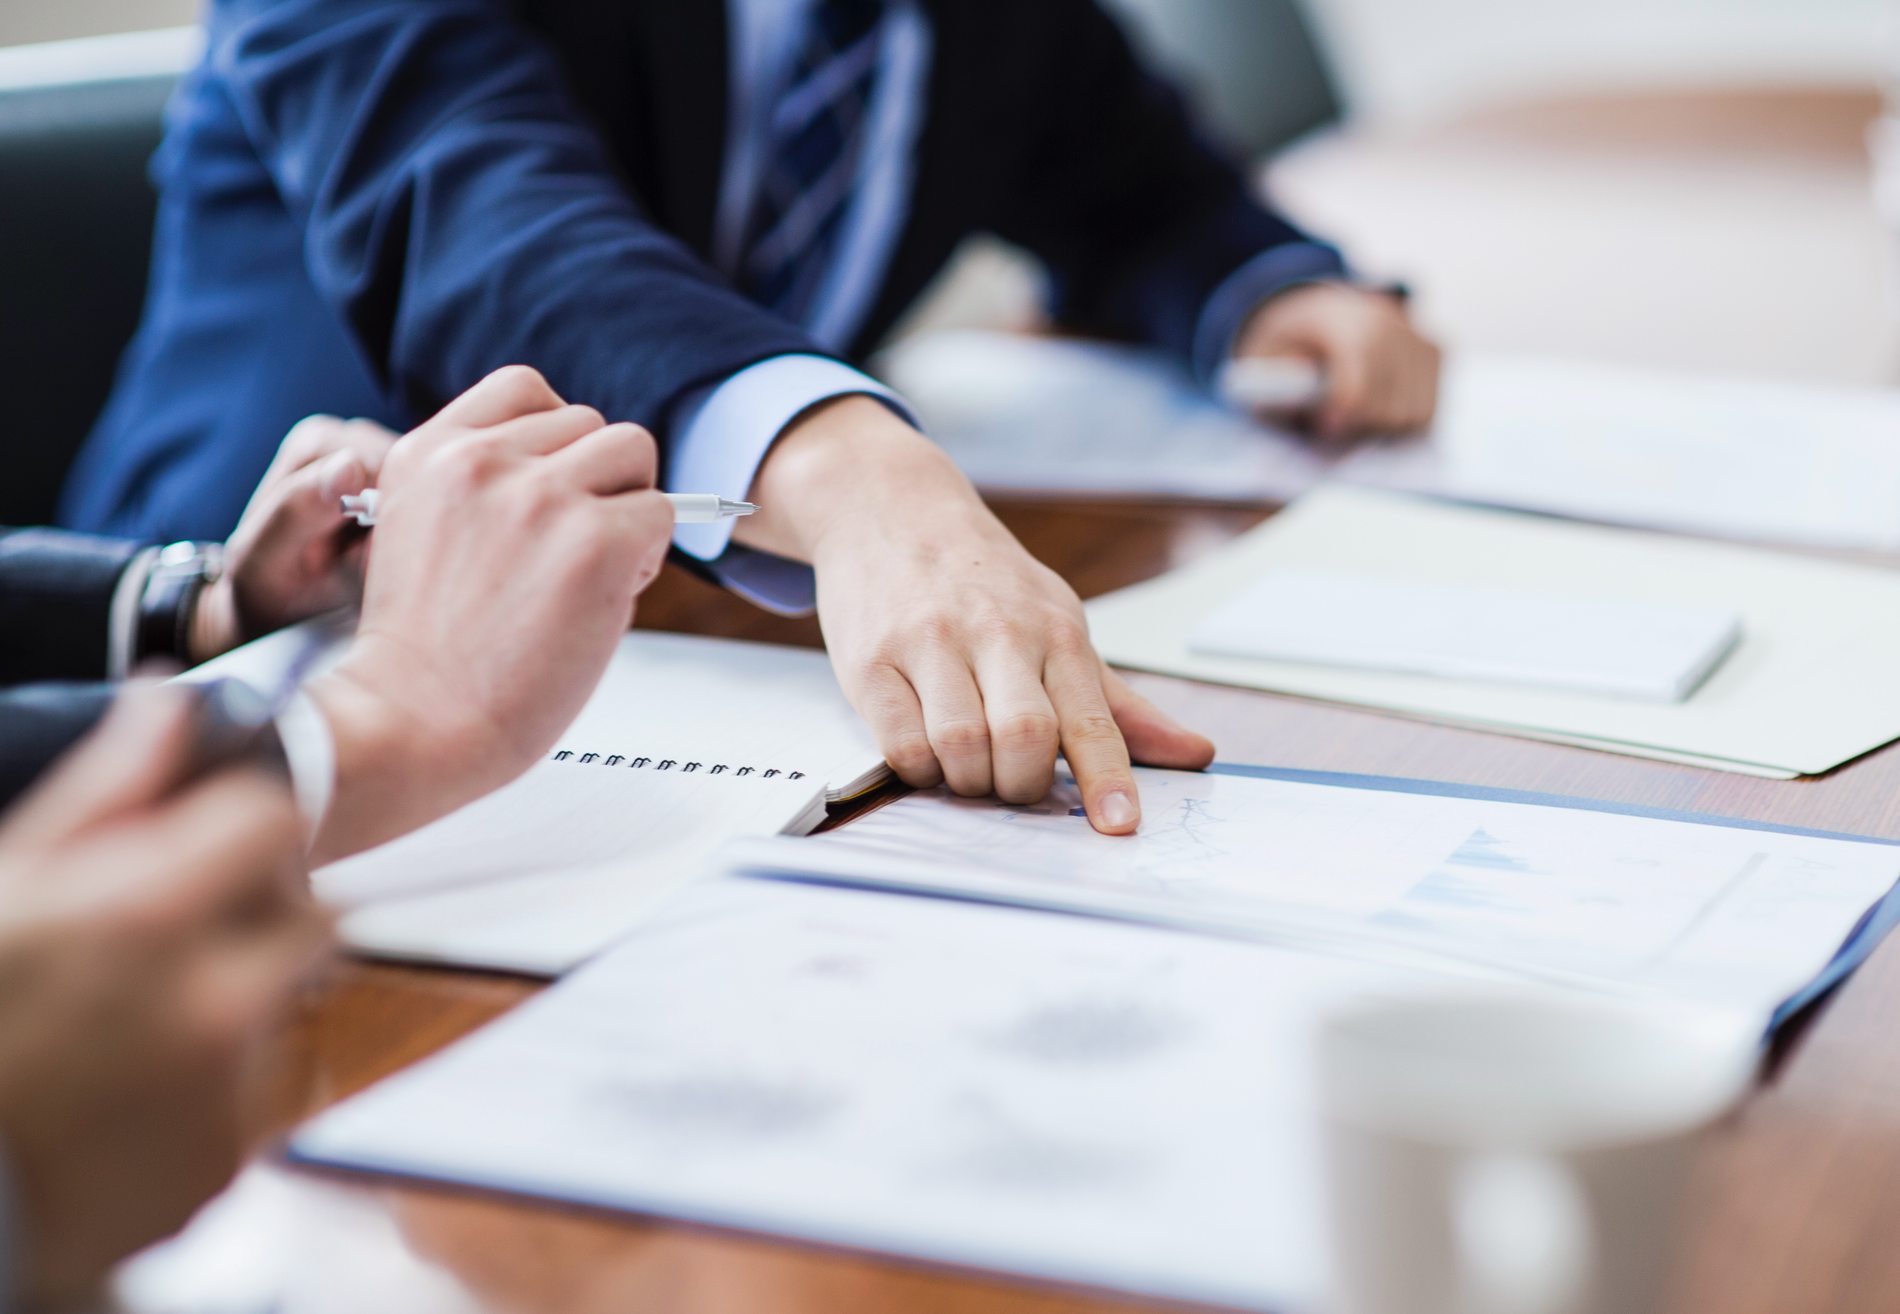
[155,541,222,580]
[157,541,203,571]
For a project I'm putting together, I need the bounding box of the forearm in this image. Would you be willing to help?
[989,0,1346,368]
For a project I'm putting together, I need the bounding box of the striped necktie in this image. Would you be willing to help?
[740,0,888,324]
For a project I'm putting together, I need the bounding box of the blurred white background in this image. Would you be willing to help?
[5,0,1891,129]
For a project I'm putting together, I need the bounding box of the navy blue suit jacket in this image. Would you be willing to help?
[63,0,1343,541]
[0,528,136,808]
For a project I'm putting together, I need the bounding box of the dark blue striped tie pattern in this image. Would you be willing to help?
[741,0,887,322]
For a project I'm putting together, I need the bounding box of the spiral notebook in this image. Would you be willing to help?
[192,626,888,974]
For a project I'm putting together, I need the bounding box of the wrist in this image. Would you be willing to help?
[186,578,241,666]
[302,642,485,862]
[136,542,225,671]
[746,395,976,561]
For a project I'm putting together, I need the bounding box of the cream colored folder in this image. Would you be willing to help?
[1087,488,1900,777]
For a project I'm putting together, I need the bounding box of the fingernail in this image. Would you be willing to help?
[1099,789,1138,831]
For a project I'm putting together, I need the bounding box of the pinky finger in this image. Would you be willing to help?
[854,662,942,789]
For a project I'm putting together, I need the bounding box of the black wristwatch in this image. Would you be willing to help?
[135,541,225,667]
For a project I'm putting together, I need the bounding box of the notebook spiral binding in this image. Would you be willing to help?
[550,749,805,781]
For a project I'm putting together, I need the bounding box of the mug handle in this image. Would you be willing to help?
[1451,1153,1593,1314]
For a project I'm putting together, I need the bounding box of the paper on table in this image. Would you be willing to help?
[292,877,1469,1313]
[1378,354,1900,553]
[552,631,887,802]
[1188,570,1741,702]
[1088,488,1900,777]
[885,332,1900,552]
[738,766,1900,1022]
[878,329,1359,501]
[315,758,828,975]
[191,624,888,973]
[188,625,888,803]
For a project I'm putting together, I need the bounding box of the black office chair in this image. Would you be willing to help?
[1103,0,1346,157]
[0,70,178,525]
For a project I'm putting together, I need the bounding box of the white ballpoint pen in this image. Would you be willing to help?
[339,488,757,528]
[1217,356,1328,411]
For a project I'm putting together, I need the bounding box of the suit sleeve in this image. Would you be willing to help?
[205,0,825,440]
[987,0,1349,379]
[0,529,145,687]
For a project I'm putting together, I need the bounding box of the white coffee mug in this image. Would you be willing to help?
[1315,989,1756,1314]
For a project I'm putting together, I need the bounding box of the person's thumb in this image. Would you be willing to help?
[1103,666,1216,770]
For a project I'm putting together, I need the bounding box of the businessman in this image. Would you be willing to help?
[0,365,677,1306]
[63,0,1440,833]
[8,366,677,861]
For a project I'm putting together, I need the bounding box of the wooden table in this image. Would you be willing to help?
[138,88,1900,1314]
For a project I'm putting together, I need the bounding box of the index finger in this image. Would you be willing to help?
[1043,645,1140,835]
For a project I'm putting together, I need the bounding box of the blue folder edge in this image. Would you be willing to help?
[1202,762,1900,1036]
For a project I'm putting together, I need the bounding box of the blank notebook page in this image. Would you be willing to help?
[1188,570,1741,702]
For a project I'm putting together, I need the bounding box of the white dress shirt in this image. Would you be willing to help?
[662,0,930,615]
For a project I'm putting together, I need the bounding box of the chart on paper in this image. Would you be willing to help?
[752,766,1900,1018]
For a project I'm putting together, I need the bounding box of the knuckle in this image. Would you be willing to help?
[560,403,606,433]
[993,710,1059,755]
[994,776,1050,806]
[279,415,340,465]
[860,641,909,677]
[884,731,940,779]
[482,363,556,409]
[917,611,962,649]
[1044,618,1093,662]
[1065,710,1123,747]
[431,444,501,493]
[929,718,991,757]
[616,425,660,477]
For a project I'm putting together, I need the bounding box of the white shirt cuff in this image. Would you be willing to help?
[107,546,160,680]
[1191,240,1351,385]
[663,354,916,615]
[274,692,336,843]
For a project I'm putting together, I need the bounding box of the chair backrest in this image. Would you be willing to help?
[0,42,182,525]
[1101,0,1345,156]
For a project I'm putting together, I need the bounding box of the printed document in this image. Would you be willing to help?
[739,765,1900,1021]
[293,878,1465,1312]
[886,332,1900,552]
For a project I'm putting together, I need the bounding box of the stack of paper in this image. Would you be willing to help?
[291,757,1900,1308]
[1086,487,1900,777]
[293,879,1393,1312]
[189,626,888,974]
[884,331,1900,552]
[1187,569,1742,702]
